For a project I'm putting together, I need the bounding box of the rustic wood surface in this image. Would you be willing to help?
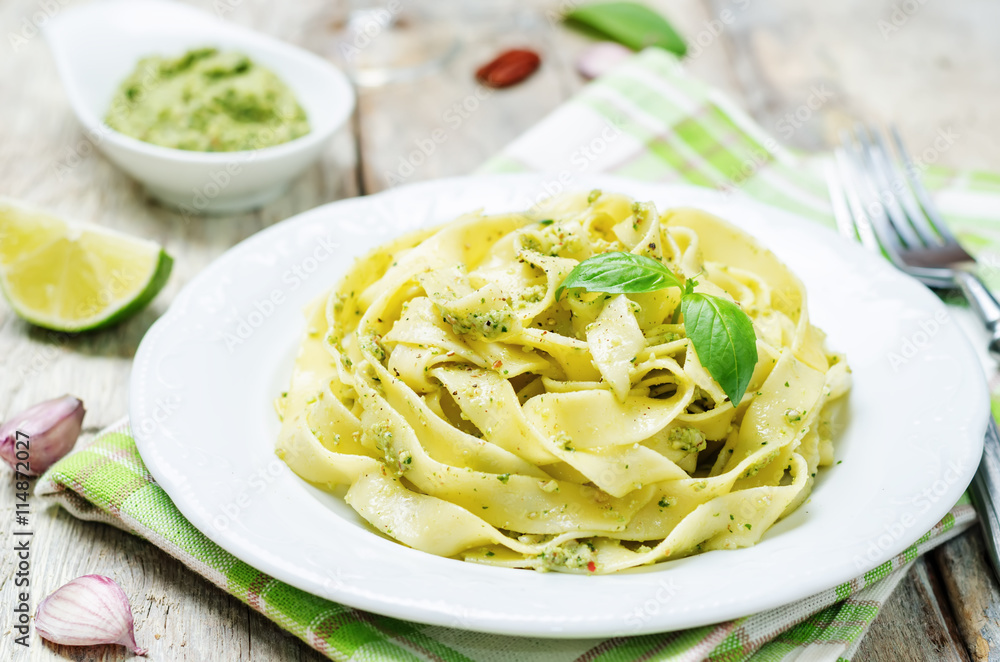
[1,0,998,660]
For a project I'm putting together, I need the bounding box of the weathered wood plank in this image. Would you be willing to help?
[709,0,1000,165]
[934,528,1000,662]
[854,557,971,662]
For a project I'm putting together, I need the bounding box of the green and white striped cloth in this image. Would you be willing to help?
[37,48,1000,661]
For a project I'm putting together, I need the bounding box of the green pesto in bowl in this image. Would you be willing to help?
[105,47,310,152]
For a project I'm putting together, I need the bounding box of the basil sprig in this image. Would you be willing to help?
[679,292,758,406]
[557,252,758,404]
[555,252,682,301]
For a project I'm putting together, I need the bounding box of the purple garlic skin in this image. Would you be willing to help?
[0,395,85,476]
[35,574,147,655]
[576,41,633,80]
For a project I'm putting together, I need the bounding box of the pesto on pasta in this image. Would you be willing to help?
[275,191,850,574]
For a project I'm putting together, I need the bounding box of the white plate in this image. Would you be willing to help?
[131,174,987,637]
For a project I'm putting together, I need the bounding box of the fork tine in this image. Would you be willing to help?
[839,129,908,262]
[856,124,926,247]
[870,128,942,246]
[825,157,859,242]
[889,125,960,244]
[830,134,955,289]
[833,140,888,256]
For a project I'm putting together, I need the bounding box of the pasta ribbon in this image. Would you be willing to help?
[276,192,850,573]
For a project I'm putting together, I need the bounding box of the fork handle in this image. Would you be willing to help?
[955,270,1000,361]
[970,417,1000,584]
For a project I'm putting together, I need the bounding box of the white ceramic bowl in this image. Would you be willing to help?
[45,0,355,214]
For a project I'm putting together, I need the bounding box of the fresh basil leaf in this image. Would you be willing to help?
[556,252,683,300]
[680,293,758,404]
[565,2,686,56]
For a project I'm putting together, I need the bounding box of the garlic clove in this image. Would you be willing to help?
[576,41,633,80]
[0,395,85,476]
[35,575,147,655]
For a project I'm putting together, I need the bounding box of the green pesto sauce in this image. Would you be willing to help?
[105,47,310,152]
[442,307,515,340]
[668,426,707,453]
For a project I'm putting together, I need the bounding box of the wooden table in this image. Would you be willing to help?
[2,0,999,659]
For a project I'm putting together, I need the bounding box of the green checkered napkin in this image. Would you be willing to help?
[37,48,1000,661]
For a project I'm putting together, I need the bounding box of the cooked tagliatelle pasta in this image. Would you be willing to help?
[275,191,851,574]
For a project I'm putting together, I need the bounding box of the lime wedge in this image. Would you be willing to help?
[0,199,173,332]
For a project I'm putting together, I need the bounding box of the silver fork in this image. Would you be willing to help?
[827,124,1000,583]
[830,125,1000,356]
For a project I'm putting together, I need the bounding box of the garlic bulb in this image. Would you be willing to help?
[576,41,633,80]
[0,395,85,476]
[35,575,147,655]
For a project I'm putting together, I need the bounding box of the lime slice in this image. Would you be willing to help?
[0,199,173,332]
